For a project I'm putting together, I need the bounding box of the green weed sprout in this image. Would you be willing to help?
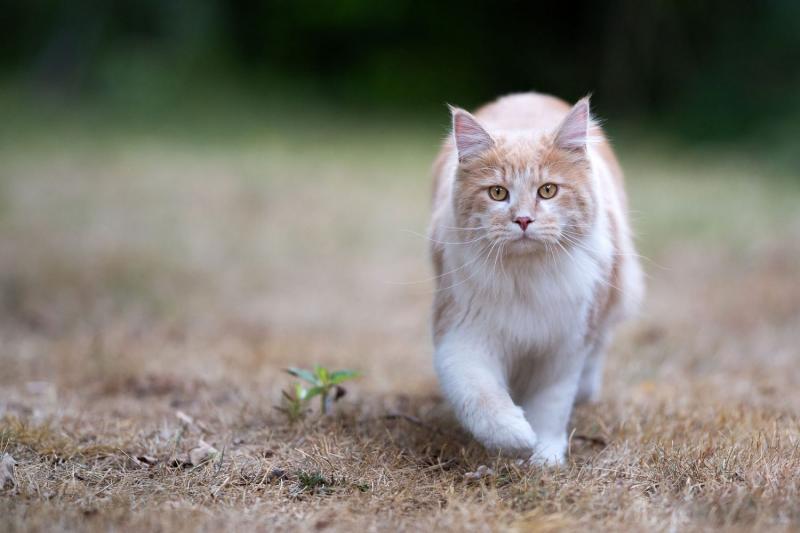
[285,365,360,415]
[276,383,311,423]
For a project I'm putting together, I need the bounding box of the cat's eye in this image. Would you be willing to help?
[488,186,509,201]
[538,183,558,199]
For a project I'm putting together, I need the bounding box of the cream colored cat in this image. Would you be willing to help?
[430,92,643,465]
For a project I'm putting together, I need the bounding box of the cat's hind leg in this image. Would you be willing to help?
[575,334,610,405]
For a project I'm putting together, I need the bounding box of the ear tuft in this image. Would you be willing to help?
[554,97,591,152]
[450,106,494,163]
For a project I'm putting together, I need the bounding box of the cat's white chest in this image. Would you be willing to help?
[454,247,600,358]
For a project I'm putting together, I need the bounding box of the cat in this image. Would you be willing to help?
[429,92,644,465]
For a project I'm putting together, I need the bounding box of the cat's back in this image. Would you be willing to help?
[472,92,572,134]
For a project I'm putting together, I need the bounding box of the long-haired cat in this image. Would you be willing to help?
[430,92,644,464]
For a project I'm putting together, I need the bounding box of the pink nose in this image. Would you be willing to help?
[514,216,532,231]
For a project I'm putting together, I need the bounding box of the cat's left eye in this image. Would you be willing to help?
[538,183,558,199]
[488,186,509,201]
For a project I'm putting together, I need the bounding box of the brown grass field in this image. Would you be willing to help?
[2,113,800,531]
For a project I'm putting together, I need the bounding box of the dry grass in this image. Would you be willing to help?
[1,117,800,532]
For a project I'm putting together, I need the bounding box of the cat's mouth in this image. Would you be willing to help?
[513,231,539,242]
[503,231,562,255]
[505,233,542,253]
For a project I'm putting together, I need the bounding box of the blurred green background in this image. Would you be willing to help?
[2,0,800,159]
[1,0,799,280]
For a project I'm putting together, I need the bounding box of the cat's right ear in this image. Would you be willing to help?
[449,106,494,163]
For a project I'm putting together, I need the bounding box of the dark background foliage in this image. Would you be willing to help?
[2,0,800,142]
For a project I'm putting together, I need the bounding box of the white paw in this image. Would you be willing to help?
[528,437,567,466]
[470,406,537,455]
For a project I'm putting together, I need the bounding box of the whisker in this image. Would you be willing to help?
[439,225,492,231]
[559,231,667,269]
[400,229,488,246]
[499,241,509,285]
[544,241,557,272]
[491,237,504,285]
[383,241,493,285]
[553,239,626,294]
[433,239,501,293]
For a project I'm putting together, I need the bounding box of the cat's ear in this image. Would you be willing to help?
[553,97,591,153]
[450,106,494,163]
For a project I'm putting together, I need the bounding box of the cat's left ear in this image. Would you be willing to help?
[553,97,591,153]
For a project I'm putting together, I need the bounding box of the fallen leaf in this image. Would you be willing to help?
[176,410,195,426]
[188,440,219,466]
[175,410,209,432]
[169,454,191,468]
[135,455,159,466]
[268,468,287,481]
[1,454,17,489]
[464,465,494,481]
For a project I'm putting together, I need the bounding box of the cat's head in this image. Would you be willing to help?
[449,98,597,256]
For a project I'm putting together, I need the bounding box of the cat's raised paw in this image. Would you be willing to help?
[471,407,537,455]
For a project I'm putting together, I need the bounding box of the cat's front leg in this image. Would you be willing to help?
[435,333,537,455]
[521,349,586,465]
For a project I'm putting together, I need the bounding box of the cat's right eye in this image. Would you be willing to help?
[488,186,509,201]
